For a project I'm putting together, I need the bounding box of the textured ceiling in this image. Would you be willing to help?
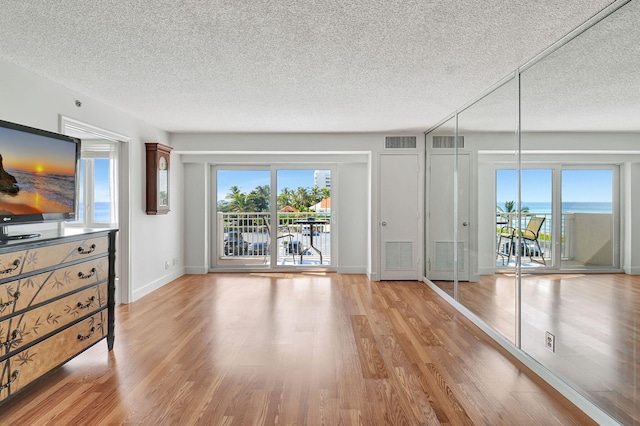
[0,0,619,133]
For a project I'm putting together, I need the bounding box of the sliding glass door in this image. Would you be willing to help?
[496,166,618,271]
[213,166,333,269]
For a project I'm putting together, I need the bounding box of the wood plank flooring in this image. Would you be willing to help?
[435,272,639,425]
[0,273,595,425]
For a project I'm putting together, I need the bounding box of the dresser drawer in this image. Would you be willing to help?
[0,282,107,355]
[0,311,106,401]
[0,257,108,317]
[0,235,109,280]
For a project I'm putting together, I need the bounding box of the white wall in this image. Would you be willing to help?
[0,58,184,302]
[171,133,420,278]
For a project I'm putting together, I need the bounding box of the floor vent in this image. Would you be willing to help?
[385,136,417,149]
[432,136,464,149]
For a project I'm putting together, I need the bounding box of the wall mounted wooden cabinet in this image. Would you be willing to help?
[145,142,173,215]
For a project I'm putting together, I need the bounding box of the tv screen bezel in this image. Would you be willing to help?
[0,118,81,227]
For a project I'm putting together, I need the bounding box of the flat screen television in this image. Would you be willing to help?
[0,119,80,241]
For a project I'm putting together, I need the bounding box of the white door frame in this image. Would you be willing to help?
[379,152,421,280]
[59,116,131,304]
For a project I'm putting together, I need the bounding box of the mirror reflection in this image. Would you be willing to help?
[425,2,639,423]
[458,77,518,343]
[520,2,638,423]
[425,116,456,298]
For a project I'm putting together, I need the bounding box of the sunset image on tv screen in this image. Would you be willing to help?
[0,126,77,216]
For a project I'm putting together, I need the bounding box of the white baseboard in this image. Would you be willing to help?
[624,266,640,275]
[185,266,209,274]
[131,268,185,302]
[478,266,496,276]
[337,266,367,274]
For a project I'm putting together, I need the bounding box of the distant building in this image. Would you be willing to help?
[314,170,331,189]
[310,197,331,212]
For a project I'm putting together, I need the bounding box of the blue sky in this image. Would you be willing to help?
[496,169,612,204]
[216,169,319,201]
[94,159,111,202]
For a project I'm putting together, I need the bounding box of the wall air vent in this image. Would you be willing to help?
[385,241,414,270]
[385,136,417,149]
[432,136,464,149]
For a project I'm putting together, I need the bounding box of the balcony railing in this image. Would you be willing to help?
[217,212,331,265]
[497,212,613,267]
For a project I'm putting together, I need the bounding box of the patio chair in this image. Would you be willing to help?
[263,219,296,264]
[496,216,546,266]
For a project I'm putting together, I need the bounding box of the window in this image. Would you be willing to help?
[69,141,118,228]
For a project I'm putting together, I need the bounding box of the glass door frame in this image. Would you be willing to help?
[496,163,620,271]
[211,163,337,270]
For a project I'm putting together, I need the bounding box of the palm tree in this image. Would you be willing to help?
[225,186,256,212]
[497,201,529,213]
[277,188,295,210]
[294,187,313,212]
[248,185,270,212]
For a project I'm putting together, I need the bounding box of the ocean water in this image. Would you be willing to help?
[78,201,112,223]
[499,201,612,214]
[95,202,111,222]
[6,168,75,210]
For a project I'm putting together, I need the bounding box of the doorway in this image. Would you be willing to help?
[60,116,130,304]
[212,165,333,269]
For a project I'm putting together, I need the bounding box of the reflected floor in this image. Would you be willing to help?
[434,273,639,425]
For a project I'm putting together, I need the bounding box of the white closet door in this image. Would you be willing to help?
[380,154,419,280]
[427,153,470,281]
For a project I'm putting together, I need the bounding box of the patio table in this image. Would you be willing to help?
[293,219,328,265]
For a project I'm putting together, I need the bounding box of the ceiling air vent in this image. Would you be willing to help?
[432,136,464,149]
[385,136,417,149]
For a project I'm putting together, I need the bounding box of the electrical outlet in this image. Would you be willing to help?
[164,261,170,270]
[545,331,555,352]
[172,258,177,266]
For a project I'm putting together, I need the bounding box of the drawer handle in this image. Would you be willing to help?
[0,290,20,309]
[0,329,20,348]
[0,370,19,391]
[0,259,20,274]
[78,268,97,279]
[77,244,96,255]
[77,296,96,309]
[77,326,96,341]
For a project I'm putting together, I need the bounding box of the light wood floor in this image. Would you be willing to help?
[435,272,639,425]
[1,273,595,425]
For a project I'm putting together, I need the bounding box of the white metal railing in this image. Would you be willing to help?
[496,212,552,263]
[217,212,331,264]
[496,211,613,265]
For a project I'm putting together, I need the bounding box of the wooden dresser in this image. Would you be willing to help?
[0,229,116,403]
